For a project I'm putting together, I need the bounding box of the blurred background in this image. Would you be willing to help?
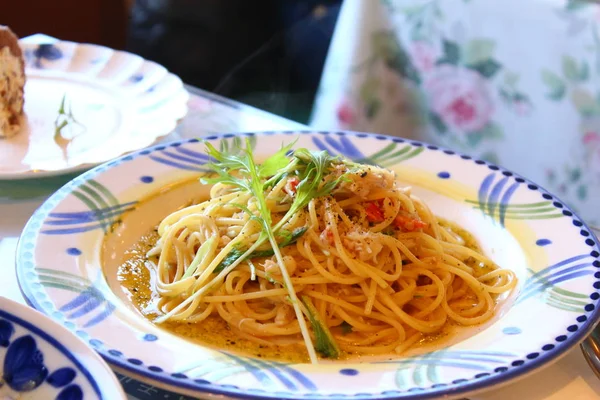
[3,0,600,226]
[2,0,340,124]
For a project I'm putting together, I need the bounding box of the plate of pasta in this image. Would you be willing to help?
[16,131,600,399]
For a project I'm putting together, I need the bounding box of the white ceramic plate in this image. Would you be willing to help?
[0,296,126,399]
[15,131,600,399]
[0,39,188,179]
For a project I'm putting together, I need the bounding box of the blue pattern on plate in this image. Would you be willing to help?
[31,44,63,69]
[149,146,213,171]
[376,350,517,387]
[35,269,115,327]
[469,173,562,226]
[219,352,316,391]
[312,135,424,167]
[517,254,595,312]
[0,310,97,400]
[536,239,552,246]
[3,335,49,391]
[41,180,137,235]
[14,131,600,400]
[47,367,77,387]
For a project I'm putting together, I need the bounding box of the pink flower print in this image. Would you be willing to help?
[558,183,567,194]
[336,101,356,126]
[425,65,494,133]
[410,41,439,73]
[583,131,600,145]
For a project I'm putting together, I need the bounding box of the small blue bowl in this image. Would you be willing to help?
[0,296,126,399]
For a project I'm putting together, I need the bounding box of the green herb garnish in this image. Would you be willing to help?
[213,247,246,273]
[182,236,217,279]
[166,138,353,363]
[202,138,321,362]
[54,94,84,143]
[301,295,341,359]
[340,321,353,335]
[249,226,308,258]
[213,222,307,273]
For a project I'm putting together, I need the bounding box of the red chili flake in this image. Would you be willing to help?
[365,201,385,223]
[393,214,427,231]
[285,177,300,195]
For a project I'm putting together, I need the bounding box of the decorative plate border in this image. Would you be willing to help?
[15,130,600,400]
[0,297,126,399]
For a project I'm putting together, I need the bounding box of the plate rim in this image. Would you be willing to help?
[15,130,600,400]
[0,296,127,400]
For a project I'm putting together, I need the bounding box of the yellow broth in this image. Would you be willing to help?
[117,231,310,363]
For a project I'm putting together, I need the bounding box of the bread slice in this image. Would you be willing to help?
[0,25,25,138]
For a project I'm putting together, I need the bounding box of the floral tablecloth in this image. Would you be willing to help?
[311,0,600,227]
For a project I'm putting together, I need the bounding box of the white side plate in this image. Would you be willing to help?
[0,40,188,179]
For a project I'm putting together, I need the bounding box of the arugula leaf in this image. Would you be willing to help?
[200,139,355,363]
[250,226,308,258]
[259,142,296,177]
[340,321,353,335]
[229,202,261,223]
[214,227,308,271]
[182,236,217,279]
[277,229,293,243]
[54,93,85,145]
[214,247,245,273]
[273,149,349,232]
[301,295,341,359]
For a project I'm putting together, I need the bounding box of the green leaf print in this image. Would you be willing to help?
[562,55,588,82]
[571,88,600,116]
[464,39,495,65]
[479,122,503,139]
[429,112,447,134]
[570,168,582,182]
[380,0,395,12]
[467,59,502,78]
[466,131,484,147]
[465,122,503,148]
[365,98,382,119]
[579,62,590,81]
[503,71,520,87]
[593,27,600,74]
[541,70,566,100]
[359,76,380,103]
[547,169,557,184]
[566,0,591,11]
[480,151,500,165]
[577,184,588,201]
[371,31,421,84]
[499,88,511,103]
[562,56,577,80]
[437,39,460,65]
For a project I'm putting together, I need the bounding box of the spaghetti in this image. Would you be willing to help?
[146,141,517,363]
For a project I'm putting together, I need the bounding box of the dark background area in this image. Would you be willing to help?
[2,0,341,123]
